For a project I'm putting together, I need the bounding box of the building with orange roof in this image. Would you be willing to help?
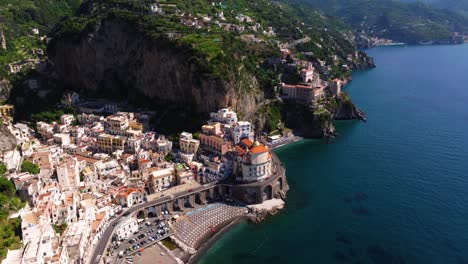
[114,187,146,207]
[280,82,324,104]
[200,133,232,155]
[235,140,273,183]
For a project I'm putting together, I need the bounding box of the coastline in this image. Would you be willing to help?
[265,135,303,150]
[186,216,247,264]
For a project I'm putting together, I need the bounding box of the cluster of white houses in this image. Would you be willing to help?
[0,105,277,264]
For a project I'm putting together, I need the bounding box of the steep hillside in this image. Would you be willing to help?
[0,0,83,77]
[291,0,468,44]
[49,16,263,116]
[46,0,373,134]
[402,0,468,16]
[0,126,16,152]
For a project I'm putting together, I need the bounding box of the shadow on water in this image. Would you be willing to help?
[352,206,371,216]
[333,250,352,262]
[354,192,369,202]
[344,196,353,203]
[344,192,369,204]
[456,256,468,264]
[367,244,405,264]
[282,176,311,212]
[444,239,460,252]
[336,232,353,245]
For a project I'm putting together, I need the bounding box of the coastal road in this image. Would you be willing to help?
[90,182,218,264]
[91,152,285,264]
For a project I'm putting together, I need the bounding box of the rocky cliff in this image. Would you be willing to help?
[0,126,16,152]
[48,18,263,116]
[333,97,367,122]
[0,78,11,102]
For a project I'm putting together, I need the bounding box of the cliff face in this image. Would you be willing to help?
[0,126,16,152]
[48,18,262,115]
[333,97,366,122]
[0,78,11,102]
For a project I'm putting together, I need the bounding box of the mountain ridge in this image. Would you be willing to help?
[290,0,468,45]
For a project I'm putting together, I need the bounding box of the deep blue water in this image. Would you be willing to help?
[198,45,468,264]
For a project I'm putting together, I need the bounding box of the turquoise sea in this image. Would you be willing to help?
[198,44,468,264]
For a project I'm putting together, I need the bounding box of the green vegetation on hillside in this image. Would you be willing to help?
[31,106,76,124]
[403,0,468,16]
[0,0,83,77]
[293,0,468,44]
[50,0,365,83]
[0,177,23,260]
[0,164,7,176]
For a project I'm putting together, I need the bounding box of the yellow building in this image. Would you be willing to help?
[129,120,143,131]
[97,134,125,153]
[0,104,14,122]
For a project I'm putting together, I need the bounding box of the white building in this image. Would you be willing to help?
[60,114,75,126]
[179,152,194,164]
[53,133,70,146]
[150,3,161,13]
[9,123,32,144]
[2,149,21,171]
[179,132,200,154]
[17,211,70,264]
[236,140,273,183]
[77,113,103,125]
[57,156,80,189]
[155,137,173,155]
[300,68,314,83]
[62,221,91,264]
[79,198,96,222]
[37,121,54,140]
[230,121,254,144]
[115,188,146,207]
[148,167,176,193]
[210,108,238,125]
[115,216,139,241]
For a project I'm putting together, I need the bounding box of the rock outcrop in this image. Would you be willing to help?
[0,126,17,152]
[0,78,12,102]
[48,18,263,116]
[334,98,367,122]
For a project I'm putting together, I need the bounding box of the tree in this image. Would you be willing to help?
[192,132,201,140]
[20,160,40,175]
[0,178,15,196]
[0,163,7,176]
[53,223,68,236]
